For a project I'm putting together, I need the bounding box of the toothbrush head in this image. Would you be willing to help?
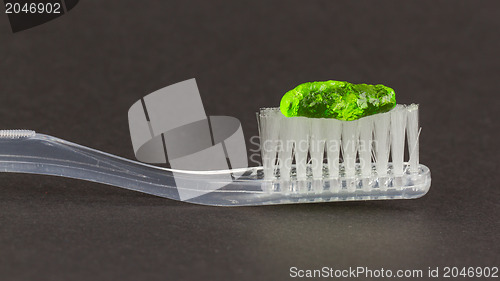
[256,104,430,197]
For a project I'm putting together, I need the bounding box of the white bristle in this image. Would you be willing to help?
[407,104,420,173]
[293,117,310,180]
[257,105,421,192]
[325,118,342,179]
[373,111,391,177]
[358,116,373,177]
[390,105,408,176]
[310,119,327,180]
[341,120,359,179]
[258,108,282,180]
[277,116,295,181]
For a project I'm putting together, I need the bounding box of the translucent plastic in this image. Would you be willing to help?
[0,132,431,206]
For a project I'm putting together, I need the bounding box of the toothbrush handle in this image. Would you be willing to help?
[0,133,183,200]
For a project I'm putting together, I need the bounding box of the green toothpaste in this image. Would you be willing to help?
[280,80,396,121]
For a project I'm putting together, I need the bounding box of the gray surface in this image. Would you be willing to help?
[0,0,499,280]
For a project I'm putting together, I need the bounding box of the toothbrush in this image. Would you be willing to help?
[0,85,431,206]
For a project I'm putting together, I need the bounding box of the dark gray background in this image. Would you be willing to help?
[0,1,499,280]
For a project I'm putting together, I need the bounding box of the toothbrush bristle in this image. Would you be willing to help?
[373,111,391,177]
[257,108,282,180]
[309,119,327,180]
[390,105,408,176]
[358,115,374,178]
[406,104,420,173]
[341,120,359,180]
[325,118,342,179]
[257,104,421,190]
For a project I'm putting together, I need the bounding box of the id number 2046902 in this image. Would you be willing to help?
[5,2,61,14]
